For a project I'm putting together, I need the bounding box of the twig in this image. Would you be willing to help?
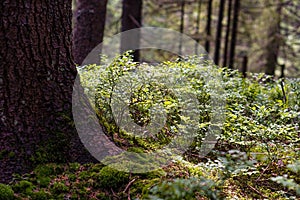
[247,184,268,198]
[110,188,119,199]
[123,178,137,193]
[255,162,271,182]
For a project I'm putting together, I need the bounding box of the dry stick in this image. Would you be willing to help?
[123,178,138,193]
[125,178,138,200]
[247,184,268,198]
[255,162,271,182]
[111,188,119,199]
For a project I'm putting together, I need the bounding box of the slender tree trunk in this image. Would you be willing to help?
[228,0,240,69]
[0,0,93,183]
[265,0,282,76]
[195,0,202,55]
[73,0,108,65]
[179,0,185,55]
[205,0,213,53]
[121,0,143,62]
[223,0,232,67]
[214,0,225,65]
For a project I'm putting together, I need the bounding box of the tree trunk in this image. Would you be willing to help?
[228,0,240,69]
[264,0,281,76]
[205,0,213,53]
[0,0,93,183]
[73,0,108,65]
[214,0,225,65]
[121,0,142,62]
[195,0,202,55]
[179,0,185,55]
[223,0,232,67]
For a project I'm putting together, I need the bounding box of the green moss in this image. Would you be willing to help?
[13,180,35,195]
[36,177,51,188]
[132,178,161,197]
[0,184,14,200]
[31,189,51,200]
[95,166,129,190]
[50,182,69,195]
[127,147,145,153]
[34,163,64,177]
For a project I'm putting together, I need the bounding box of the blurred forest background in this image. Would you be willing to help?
[73,0,300,77]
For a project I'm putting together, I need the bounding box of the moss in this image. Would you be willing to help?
[50,182,69,195]
[96,192,112,200]
[127,147,145,153]
[68,162,81,173]
[36,177,51,188]
[0,184,15,200]
[30,130,71,164]
[131,178,161,197]
[34,163,64,177]
[13,180,35,195]
[31,189,51,200]
[95,166,129,190]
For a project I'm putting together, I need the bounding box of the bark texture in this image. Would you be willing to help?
[73,0,108,65]
[0,0,94,183]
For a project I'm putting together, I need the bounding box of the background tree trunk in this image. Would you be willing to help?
[73,0,108,65]
[205,0,213,53]
[0,0,93,183]
[264,0,282,75]
[223,0,232,67]
[214,0,225,65]
[121,0,143,62]
[228,0,240,69]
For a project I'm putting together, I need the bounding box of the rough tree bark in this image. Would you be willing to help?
[0,0,94,183]
[73,0,108,65]
[121,0,143,62]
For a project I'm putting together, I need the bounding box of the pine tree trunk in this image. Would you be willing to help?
[214,0,225,65]
[265,1,281,76]
[0,0,93,183]
[205,0,213,53]
[223,0,232,67]
[73,0,108,65]
[121,0,142,62]
[228,0,240,69]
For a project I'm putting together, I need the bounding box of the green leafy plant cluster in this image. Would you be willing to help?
[4,54,299,199]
